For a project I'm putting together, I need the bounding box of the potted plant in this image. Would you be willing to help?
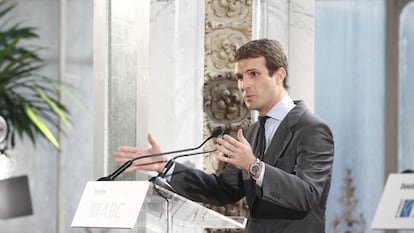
[0,1,72,155]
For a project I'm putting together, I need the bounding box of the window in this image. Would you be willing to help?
[315,1,385,232]
[399,2,414,173]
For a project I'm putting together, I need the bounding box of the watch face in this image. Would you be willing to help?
[0,115,8,143]
[249,163,260,176]
[251,164,260,173]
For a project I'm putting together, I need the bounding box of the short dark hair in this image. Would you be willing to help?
[234,39,289,89]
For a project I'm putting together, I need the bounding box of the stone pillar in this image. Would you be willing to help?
[93,0,205,179]
[147,0,204,168]
[93,0,150,181]
[203,0,252,172]
[203,2,253,230]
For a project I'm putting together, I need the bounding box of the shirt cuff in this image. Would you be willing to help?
[255,161,265,187]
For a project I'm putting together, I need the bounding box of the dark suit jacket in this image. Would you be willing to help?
[170,101,334,233]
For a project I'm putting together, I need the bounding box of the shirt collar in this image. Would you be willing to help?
[266,94,295,121]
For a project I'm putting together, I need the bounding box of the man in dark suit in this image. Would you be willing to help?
[114,39,334,233]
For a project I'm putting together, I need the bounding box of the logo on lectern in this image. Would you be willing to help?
[396,199,414,218]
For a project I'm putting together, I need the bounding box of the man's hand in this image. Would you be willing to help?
[113,133,166,173]
[215,129,256,173]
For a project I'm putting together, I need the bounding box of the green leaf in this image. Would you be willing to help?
[0,1,75,149]
[0,2,15,19]
[24,103,60,149]
[50,81,86,111]
[36,89,72,129]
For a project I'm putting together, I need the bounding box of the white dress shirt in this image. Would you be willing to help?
[255,94,295,186]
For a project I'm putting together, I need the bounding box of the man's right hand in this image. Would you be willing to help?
[113,133,166,173]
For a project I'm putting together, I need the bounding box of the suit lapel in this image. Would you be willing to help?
[263,121,292,165]
[263,101,307,165]
[243,101,307,208]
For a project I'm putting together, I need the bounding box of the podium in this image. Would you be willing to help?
[71,180,246,233]
[371,173,414,230]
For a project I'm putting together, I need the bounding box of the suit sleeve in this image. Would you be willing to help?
[259,120,334,211]
[170,162,245,206]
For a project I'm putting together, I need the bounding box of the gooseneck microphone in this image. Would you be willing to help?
[157,149,216,179]
[152,127,231,192]
[157,127,231,179]
[150,149,217,193]
[97,127,225,181]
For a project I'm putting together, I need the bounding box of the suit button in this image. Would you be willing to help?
[271,191,281,199]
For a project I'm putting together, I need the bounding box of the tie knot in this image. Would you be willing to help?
[259,116,268,127]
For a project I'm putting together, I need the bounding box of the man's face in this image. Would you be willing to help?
[235,56,286,115]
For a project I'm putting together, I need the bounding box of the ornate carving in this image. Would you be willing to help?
[330,169,366,233]
[205,30,249,72]
[205,0,252,30]
[203,1,252,232]
[204,73,250,131]
[205,200,249,233]
[205,0,252,76]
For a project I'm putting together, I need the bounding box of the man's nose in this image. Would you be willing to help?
[238,80,245,91]
[239,79,250,91]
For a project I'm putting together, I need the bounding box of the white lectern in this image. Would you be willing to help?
[72,180,246,233]
[371,173,414,230]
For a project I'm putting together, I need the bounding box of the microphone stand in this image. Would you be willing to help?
[97,128,225,181]
[151,128,230,191]
[151,149,216,193]
[153,127,231,184]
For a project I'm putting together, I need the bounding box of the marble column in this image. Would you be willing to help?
[93,0,150,181]
[93,0,206,180]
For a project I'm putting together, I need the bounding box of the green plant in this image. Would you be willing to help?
[0,1,72,150]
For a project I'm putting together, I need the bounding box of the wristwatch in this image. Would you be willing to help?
[248,158,261,178]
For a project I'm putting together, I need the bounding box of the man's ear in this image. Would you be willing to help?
[274,67,286,83]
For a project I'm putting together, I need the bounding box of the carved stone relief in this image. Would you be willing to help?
[203,72,250,131]
[203,0,252,164]
[203,0,252,232]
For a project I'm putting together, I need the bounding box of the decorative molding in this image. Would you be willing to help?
[203,0,252,173]
[205,0,252,30]
[203,0,252,138]
[205,201,250,233]
[204,72,250,131]
[205,30,249,73]
[330,169,366,233]
[203,1,252,232]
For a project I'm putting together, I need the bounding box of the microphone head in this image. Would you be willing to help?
[97,176,114,181]
[211,127,223,137]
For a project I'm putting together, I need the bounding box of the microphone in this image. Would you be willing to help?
[159,127,231,178]
[152,127,231,192]
[97,127,225,181]
[157,149,216,178]
[151,149,216,193]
